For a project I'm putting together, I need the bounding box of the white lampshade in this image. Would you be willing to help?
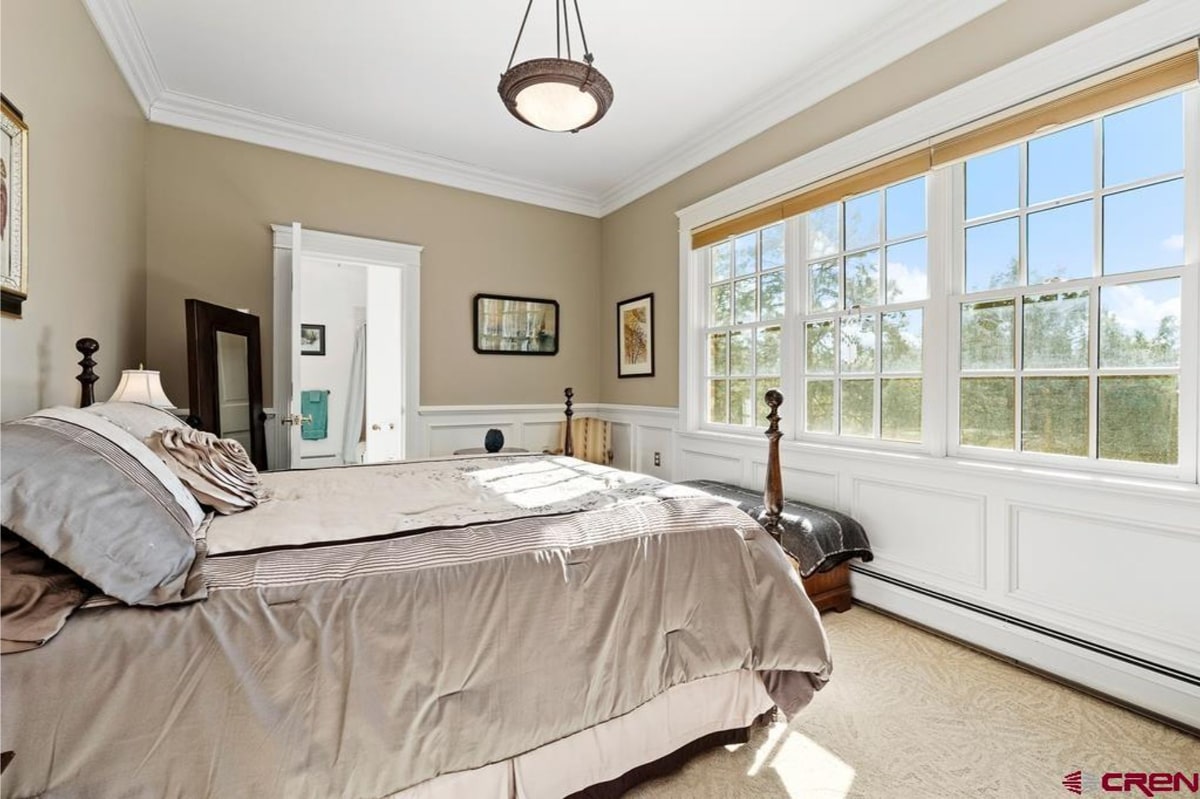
[109,368,176,408]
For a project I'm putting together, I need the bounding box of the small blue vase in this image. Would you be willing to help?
[484,429,504,453]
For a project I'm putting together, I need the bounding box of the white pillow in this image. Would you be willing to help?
[82,401,188,440]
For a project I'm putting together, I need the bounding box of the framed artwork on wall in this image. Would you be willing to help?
[300,323,326,356]
[1,95,28,317]
[473,293,559,355]
[617,293,654,378]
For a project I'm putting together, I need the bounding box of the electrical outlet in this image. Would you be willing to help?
[653,451,661,467]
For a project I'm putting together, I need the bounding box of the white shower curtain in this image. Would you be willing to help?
[341,323,367,464]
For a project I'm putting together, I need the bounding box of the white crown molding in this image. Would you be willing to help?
[152,91,604,217]
[270,224,423,267]
[595,0,1006,216]
[677,0,1200,231]
[84,1,603,216]
[92,0,1183,221]
[82,0,164,117]
[84,0,1002,219]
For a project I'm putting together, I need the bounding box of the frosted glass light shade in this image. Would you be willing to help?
[515,82,600,132]
[109,369,176,408]
[498,58,613,133]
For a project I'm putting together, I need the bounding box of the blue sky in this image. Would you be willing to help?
[965,93,1185,293]
[721,94,1186,340]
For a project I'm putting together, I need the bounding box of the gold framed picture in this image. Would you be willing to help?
[617,292,654,378]
[1,95,28,317]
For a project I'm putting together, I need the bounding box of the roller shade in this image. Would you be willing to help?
[691,206,786,250]
[931,49,1198,166]
[690,41,1198,251]
[778,151,931,218]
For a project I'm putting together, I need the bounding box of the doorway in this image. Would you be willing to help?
[271,224,422,470]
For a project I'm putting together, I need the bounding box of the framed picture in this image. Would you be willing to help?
[1,95,28,317]
[300,323,326,356]
[617,293,654,378]
[473,293,559,355]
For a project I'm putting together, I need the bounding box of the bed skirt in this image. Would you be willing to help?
[388,670,774,799]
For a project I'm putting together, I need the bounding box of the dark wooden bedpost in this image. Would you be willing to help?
[761,390,784,542]
[75,338,100,408]
[563,386,575,458]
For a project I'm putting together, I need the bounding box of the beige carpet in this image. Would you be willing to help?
[627,607,1199,798]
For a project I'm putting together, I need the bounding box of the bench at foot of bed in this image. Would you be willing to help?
[796,561,853,614]
[678,479,871,614]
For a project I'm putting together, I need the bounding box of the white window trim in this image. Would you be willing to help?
[678,6,1200,485]
[694,178,940,457]
[791,186,931,448]
[698,226,791,431]
[940,86,1199,482]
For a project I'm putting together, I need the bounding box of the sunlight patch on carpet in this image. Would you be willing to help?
[770,731,856,797]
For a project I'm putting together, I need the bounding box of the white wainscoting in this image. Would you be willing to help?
[674,428,1200,729]
[416,404,681,482]
[418,403,586,458]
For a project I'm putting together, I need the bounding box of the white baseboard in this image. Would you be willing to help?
[852,570,1200,730]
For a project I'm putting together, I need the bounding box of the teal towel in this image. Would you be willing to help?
[301,390,329,440]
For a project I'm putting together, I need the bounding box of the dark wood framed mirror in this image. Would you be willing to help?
[185,299,268,470]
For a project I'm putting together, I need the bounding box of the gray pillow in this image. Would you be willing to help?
[1,407,206,606]
[82,400,187,440]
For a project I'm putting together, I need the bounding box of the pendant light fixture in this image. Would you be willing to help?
[498,0,613,133]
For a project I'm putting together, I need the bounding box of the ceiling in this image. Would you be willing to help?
[86,0,1005,216]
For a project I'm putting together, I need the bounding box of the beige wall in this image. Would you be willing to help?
[145,125,601,408]
[598,0,1146,408]
[0,0,147,419]
[0,0,1146,418]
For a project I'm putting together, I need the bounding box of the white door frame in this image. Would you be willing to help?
[271,224,423,467]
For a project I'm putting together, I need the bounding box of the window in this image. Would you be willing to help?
[705,223,784,426]
[687,51,1197,481]
[802,177,928,441]
[955,93,1187,466]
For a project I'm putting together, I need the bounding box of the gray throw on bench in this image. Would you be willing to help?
[679,480,873,578]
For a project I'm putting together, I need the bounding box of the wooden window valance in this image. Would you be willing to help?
[690,40,1199,251]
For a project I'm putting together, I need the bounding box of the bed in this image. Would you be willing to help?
[0,340,832,798]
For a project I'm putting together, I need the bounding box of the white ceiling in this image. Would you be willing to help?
[87,0,1005,216]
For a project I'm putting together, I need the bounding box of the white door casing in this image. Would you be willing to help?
[271,224,423,467]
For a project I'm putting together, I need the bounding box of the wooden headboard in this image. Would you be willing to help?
[75,338,100,408]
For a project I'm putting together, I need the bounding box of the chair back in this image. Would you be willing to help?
[557,417,612,465]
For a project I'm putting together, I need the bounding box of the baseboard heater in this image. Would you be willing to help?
[850,566,1200,689]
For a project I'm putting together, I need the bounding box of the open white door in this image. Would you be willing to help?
[287,222,305,468]
[364,265,404,461]
[272,223,422,467]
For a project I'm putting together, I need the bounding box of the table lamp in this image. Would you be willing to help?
[108,364,176,408]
